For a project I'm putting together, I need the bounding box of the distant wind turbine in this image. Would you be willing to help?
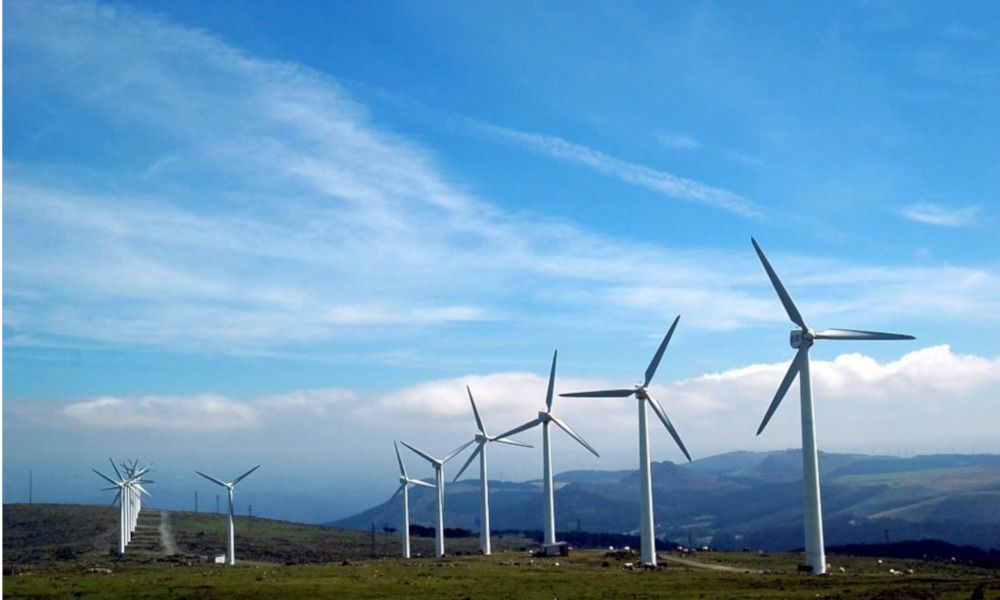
[561,315,691,567]
[399,440,472,558]
[390,441,434,558]
[751,237,914,575]
[452,386,532,555]
[196,465,261,565]
[495,350,599,548]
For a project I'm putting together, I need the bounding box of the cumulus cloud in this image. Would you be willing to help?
[61,394,259,431]
[59,346,1000,447]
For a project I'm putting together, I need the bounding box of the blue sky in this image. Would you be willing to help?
[4,0,999,522]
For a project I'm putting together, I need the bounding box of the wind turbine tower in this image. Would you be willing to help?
[196,465,261,565]
[562,315,692,567]
[751,237,914,574]
[399,440,472,558]
[495,350,599,550]
[390,441,434,558]
[452,386,532,555]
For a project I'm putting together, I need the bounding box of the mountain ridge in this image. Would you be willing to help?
[331,450,1000,550]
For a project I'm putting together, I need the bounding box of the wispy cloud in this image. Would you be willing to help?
[899,201,979,226]
[657,132,702,150]
[477,124,763,219]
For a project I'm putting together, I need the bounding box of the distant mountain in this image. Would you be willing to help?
[330,451,1000,550]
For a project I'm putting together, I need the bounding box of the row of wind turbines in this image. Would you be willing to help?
[391,238,914,574]
[93,460,260,566]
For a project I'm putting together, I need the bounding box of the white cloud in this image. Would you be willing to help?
[899,202,979,226]
[657,132,702,150]
[61,394,259,431]
[477,124,762,219]
[56,346,1000,457]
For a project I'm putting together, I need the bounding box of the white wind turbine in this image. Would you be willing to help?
[451,386,532,555]
[93,458,153,554]
[751,237,914,575]
[196,465,261,565]
[494,350,599,548]
[399,440,473,558]
[561,315,691,567]
[391,441,435,558]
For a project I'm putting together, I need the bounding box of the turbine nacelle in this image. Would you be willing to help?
[790,329,814,349]
[537,410,552,423]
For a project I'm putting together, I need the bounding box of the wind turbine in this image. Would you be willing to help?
[561,315,691,567]
[390,441,434,558]
[196,465,261,565]
[494,350,599,549]
[751,237,914,575]
[93,458,153,554]
[399,440,473,558]
[452,386,532,555]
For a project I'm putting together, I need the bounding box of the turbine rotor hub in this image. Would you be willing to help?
[790,329,815,349]
[538,410,552,422]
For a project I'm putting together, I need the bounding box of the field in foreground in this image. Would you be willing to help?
[5,549,1000,599]
[4,504,999,599]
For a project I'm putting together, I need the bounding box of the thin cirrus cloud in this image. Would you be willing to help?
[899,202,980,227]
[475,123,763,220]
[657,132,703,150]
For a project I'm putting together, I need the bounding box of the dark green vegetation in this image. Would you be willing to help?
[336,451,1000,550]
[5,504,1000,599]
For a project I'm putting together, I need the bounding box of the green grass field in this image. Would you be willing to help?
[4,504,999,599]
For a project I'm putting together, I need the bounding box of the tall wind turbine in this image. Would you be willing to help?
[196,465,261,565]
[399,440,472,558]
[93,458,153,554]
[391,441,434,558]
[452,386,532,555]
[561,315,691,567]
[494,350,599,548]
[751,237,914,575]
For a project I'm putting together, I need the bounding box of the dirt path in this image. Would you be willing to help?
[659,554,758,573]
[159,510,178,555]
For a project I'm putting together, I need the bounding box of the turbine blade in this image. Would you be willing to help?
[136,485,151,497]
[390,484,404,502]
[646,394,692,462]
[111,489,121,506]
[814,328,915,341]
[645,315,681,386]
[409,478,435,488]
[93,469,119,486]
[467,386,486,434]
[494,417,543,440]
[232,464,261,485]
[109,458,124,481]
[491,436,533,448]
[100,486,118,491]
[196,471,228,488]
[444,439,476,463]
[399,441,438,466]
[394,441,408,478]
[751,237,807,330]
[757,348,806,436]
[549,415,600,458]
[453,443,483,482]
[545,349,557,411]
[561,389,635,398]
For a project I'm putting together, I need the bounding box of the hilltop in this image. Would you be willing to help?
[332,450,1000,550]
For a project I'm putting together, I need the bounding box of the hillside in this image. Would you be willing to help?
[332,451,1000,550]
[2,504,533,566]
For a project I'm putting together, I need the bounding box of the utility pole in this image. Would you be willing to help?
[370,522,376,557]
[216,494,220,514]
[29,471,33,504]
[249,504,253,530]
[195,491,199,513]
